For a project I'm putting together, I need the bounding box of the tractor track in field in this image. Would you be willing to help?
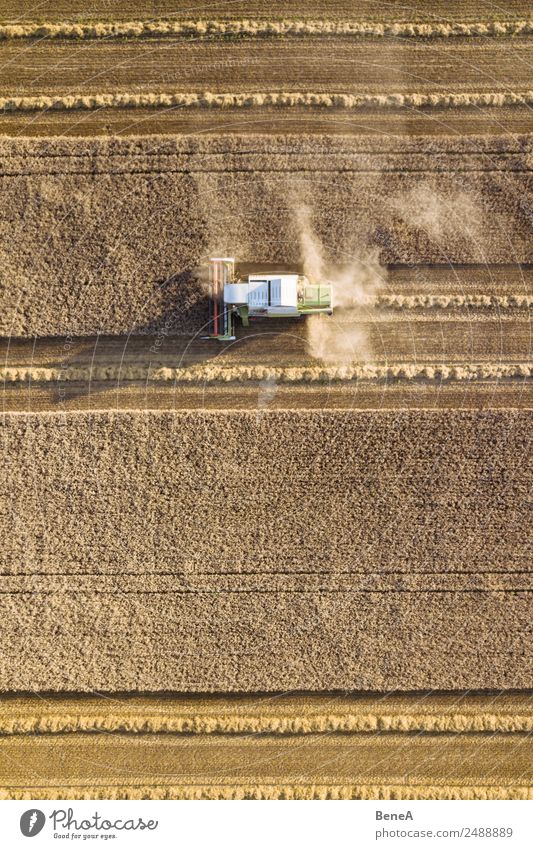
[1,729,532,800]
[2,107,531,137]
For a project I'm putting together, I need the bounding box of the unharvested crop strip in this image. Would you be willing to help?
[0,20,531,40]
[0,136,529,157]
[2,363,532,383]
[1,410,529,690]
[2,91,533,112]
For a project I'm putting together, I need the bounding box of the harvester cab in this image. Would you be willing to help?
[204,257,333,341]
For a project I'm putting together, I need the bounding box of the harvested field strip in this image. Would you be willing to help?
[1,39,530,99]
[1,19,532,40]
[2,363,531,384]
[3,91,533,112]
[4,316,532,364]
[2,0,530,23]
[0,694,532,735]
[3,382,532,413]
[0,731,531,800]
[1,108,531,137]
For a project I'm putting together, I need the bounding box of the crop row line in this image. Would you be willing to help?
[0,785,530,801]
[2,91,533,112]
[367,294,533,309]
[0,19,531,40]
[3,363,531,383]
[0,713,531,734]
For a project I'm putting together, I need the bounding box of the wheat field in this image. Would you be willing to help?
[0,0,531,799]
[1,409,530,693]
[1,136,532,337]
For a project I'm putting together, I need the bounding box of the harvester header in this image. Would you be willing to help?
[205,257,333,340]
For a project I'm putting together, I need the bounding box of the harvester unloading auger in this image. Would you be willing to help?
[204,257,333,340]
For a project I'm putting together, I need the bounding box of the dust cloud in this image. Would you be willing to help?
[392,185,483,245]
[293,204,387,365]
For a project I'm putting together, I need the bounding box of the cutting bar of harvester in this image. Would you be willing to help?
[206,257,236,340]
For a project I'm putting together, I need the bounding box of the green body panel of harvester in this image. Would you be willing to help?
[299,284,332,313]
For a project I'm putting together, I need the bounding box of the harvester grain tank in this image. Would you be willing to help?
[205,257,333,340]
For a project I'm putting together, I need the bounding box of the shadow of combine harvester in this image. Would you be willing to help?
[8,261,331,408]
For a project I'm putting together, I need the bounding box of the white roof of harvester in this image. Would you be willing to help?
[223,274,300,309]
[247,274,299,308]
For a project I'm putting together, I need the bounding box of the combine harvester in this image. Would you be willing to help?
[205,257,333,340]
